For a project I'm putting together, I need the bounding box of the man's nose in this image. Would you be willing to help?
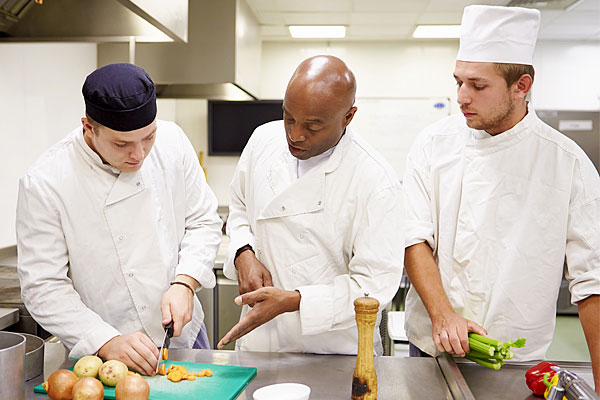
[288,125,305,143]
[457,85,471,106]
[130,143,145,161]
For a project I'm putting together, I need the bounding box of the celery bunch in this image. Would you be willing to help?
[464,333,526,370]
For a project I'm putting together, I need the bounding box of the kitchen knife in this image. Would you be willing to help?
[155,321,173,374]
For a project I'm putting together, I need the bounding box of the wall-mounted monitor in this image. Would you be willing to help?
[208,100,283,156]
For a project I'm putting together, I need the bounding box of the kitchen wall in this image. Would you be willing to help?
[1,39,598,247]
[0,43,97,248]
[533,41,600,111]
[155,98,239,206]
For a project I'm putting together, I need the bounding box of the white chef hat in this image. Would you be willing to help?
[457,5,541,65]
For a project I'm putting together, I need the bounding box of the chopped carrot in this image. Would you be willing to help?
[177,365,188,374]
[158,363,166,376]
[198,368,213,377]
[162,347,168,361]
[168,369,183,382]
[186,373,196,381]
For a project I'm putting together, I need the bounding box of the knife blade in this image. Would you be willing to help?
[155,321,173,374]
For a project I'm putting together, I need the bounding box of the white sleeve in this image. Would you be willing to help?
[175,128,223,289]
[295,185,404,335]
[16,175,121,359]
[403,134,436,250]
[224,135,256,281]
[565,157,600,303]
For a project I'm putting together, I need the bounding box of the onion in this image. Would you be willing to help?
[115,375,150,400]
[72,377,104,400]
[47,369,79,400]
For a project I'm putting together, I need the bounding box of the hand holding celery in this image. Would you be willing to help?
[464,333,526,370]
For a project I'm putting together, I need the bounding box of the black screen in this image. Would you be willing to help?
[208,100,284,155]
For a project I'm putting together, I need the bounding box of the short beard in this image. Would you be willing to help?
[475,91,515,134]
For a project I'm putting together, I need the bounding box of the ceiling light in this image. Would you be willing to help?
[288,26,346,39]
[412,25,461,39]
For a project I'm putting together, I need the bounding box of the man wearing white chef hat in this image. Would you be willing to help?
[403,5,599,392]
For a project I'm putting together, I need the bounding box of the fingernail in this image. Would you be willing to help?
[234,296,242,305]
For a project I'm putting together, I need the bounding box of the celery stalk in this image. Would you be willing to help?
[469,333,503,348]
[467,350,504,361]
[465,354,502,370]
[468,336,495,356]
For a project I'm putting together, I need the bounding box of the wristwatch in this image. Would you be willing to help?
[234,244,254,261]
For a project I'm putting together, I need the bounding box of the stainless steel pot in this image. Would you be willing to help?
[22,333,44,380]
[0,331,26,400]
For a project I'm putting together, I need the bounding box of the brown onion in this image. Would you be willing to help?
[114,375,150,400]
[47,369,79,400]
[72,377,104,400]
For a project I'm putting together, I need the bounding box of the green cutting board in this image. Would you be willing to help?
[34,360,257,400]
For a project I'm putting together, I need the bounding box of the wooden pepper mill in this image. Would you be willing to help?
[352,293,379,400]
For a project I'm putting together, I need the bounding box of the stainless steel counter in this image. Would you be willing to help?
[25,345,595,400]
[26,346,453,399]
[0,307,19,330]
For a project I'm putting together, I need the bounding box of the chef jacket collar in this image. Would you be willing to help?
[324,127,353,174]
[75,128,121,176]
[296,146,335,179]
[467,102,537,154]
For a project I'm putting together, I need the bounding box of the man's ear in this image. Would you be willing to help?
[81,117,94,135]
[344,106,358,127]
[514,74,533,99]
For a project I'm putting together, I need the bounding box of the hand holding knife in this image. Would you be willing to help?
[156,321,173,374]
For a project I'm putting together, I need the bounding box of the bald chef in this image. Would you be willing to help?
[16,63,222,376]
[218,55,404,354]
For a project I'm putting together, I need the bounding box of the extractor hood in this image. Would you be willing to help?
[0,0,188,42]
[98,0,260,100]
[1,0,261,100]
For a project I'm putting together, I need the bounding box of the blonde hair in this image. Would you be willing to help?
[85,114,103,134]
[493,63,535,87]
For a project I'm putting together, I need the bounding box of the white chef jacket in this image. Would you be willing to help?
[403,106,600,360]
[16,120,222,360]
[224,120,404,355]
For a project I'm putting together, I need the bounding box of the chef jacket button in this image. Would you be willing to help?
[281,205,285,211]
[141,305,147,310]
[299,234,304,239]
[119,235,124,241]
[317,201,322,206]
[291,268,296,275]
[136,182,141,187]
[128,273,134,277]
[257,249,262,255]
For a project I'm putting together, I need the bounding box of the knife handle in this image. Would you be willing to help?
[165,321,174,338]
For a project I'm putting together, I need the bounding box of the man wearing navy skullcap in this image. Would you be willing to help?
[16,63,222,375]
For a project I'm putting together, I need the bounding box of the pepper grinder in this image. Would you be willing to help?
[352,293,379,400]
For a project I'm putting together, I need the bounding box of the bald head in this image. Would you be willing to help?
[287,55,356,111]
[282,56,358,160]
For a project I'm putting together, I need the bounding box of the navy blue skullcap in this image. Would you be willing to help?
[82,63,156,132]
